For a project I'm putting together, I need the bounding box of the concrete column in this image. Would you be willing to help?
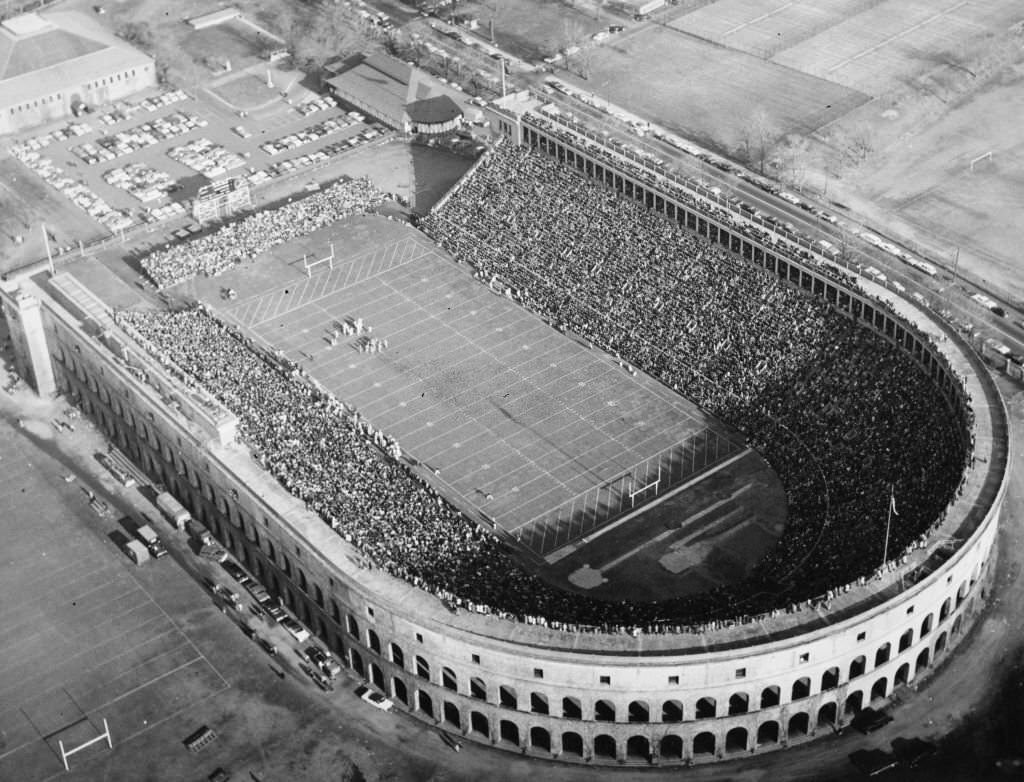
[3,290,56,397]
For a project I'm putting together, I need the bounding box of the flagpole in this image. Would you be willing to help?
[882,483,894,566]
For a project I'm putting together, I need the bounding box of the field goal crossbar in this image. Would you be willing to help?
[303,243,335,277]
[969,151,992,172]
[628,464,661,506]
[58,717,113,771]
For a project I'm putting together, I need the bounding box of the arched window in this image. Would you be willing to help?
[443,701,460,728]
[695,696,716,719]
[935,631,948,655]
[693,732,716,756]
[562,696,581,719]
[916,648,930,675]
[661,699,683,723]
[849,655,866,680]
[346,615,359,639]
[898,628,914,653]
[871,676,887,701]
[530,692,549,715]
[392,676,408,705]
[561,731,584,757]
[415,655,430,681]
[821,667,840,691]
[530,726,551,752]
[499,720,520,746]
[594,734,616,759]
[470,711,489,737]
[417,690,434,718]
[956,581,968,607]
[369,661,385,690]
[817,702,837,729]
[367,629,381,655]
[939,597,952,621]
[298,570,308,593]
[726,727,748,753]
[499,685,517,710]
[442,667,457,692]
[894,662,910,687]
[844,691,863,715]
[389,642,404,668]
[921,614,933,637]
[659,736,684,761]
[626,735,650,760]
[470,676,487,701]
[728,692,749,715]
[875,642,891,667]
[350,648,364,677]
[594,699,615,722]
[788,712,809,738]
[627,700,649,723]
[757,721,779,745]
[760,685,780,708]
[791,677,811,701]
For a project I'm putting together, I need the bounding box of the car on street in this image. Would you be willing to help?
[356,684,394,711]
[281,616,311,642]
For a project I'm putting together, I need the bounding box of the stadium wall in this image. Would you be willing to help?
[0,153,1008,767]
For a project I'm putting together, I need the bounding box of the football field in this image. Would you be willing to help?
[0,419,228,782]
[178,213,787,596]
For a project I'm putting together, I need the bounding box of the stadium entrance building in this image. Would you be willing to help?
[0,128,1009,766]
[0,11,156,135]
[325,53,465,134]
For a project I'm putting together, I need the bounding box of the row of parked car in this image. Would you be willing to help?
[258,112,371,157]
[70,111,208,165]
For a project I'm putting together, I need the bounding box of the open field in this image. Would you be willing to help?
[584,25,868,153]
[454,0,607,62]
[180,19,278,72]
[173,214,784,595]
[771,0,1024,95]
[0,416,230,782]
[671,0,1023,95]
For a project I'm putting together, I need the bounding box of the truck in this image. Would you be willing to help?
[124,539,151,566]
[136,523,167,558]
[185,519,228,562]
[156,491,192,530]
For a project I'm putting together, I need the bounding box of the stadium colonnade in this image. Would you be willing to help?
[0,121,1009,766]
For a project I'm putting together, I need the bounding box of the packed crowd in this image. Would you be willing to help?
[140,178,386,289]
[118,143,972,632]
[421,143,971,611]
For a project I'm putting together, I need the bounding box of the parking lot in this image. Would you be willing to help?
[1,74,390,268]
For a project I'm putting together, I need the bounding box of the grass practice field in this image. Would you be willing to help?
[0,418,228,782]
[585,25,868,153]
[176,213,787,600]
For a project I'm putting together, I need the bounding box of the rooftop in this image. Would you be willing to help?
[0,11,152,108]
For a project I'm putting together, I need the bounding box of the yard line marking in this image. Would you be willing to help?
[723,1,793,37]
[827,1,968,73]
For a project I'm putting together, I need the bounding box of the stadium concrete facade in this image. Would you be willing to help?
[0,124,1008,766]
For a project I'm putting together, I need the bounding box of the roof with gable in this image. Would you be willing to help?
[325,52,465,129]
[0,11,152,109]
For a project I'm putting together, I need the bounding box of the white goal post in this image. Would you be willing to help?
[58,718,113,771]
[303,243,335,277]
[969,151,993,172]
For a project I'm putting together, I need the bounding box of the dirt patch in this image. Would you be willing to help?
[210,73,280,110]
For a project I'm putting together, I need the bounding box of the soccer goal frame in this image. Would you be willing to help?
[969,151,993,172]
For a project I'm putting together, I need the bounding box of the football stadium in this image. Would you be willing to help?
[0,106,1008,766]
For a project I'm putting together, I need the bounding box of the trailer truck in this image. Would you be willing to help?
[156,492,192,530]
[124,539,151,566]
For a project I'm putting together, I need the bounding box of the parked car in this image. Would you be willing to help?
[355,684,394,711]
[281,616,311,643]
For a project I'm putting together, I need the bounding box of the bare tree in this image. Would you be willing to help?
[287,5,363,75]
[737,106,779,175]
[775,133,810,190]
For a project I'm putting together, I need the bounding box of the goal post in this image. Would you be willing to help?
[969,151,992,173]
[58,718,113,771]
[303,242,335,277]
